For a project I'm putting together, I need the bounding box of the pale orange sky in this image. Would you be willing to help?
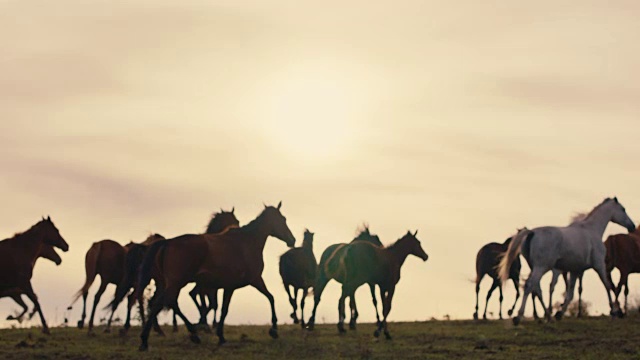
[1,1,640,328]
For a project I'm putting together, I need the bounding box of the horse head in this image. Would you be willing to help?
[38,216,69,252]
[302,229,314,248]
[207,208,240,234]
[263,201,296,247]
[39,244,62,266]
[400,230,429,261]
[608,197,635,233]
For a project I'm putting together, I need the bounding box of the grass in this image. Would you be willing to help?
[1,315,639,359]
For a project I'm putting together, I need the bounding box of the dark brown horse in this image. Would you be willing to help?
[323,230,428,338]
[0,216,69,334]
[279,229,317,327]
[136,202,295,350]
[474,237,520,320]
[6,243,62,322]
[605,226,640,314]
[307,226,384,331]
[108,209,239,334]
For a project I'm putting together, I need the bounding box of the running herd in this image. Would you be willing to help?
[1,197,639,351]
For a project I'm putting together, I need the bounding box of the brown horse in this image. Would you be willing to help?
[474,237,520,320]
[108,209,239,334]
[605,226,640,314]
[136,202,295,350]
[279,229,317,327]
[325,230,427,338]
[0,216,69,334]
[307,226,384,331]
[5,243,62,322]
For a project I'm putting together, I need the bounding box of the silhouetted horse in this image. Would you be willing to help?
[474,237,520,320]
[5,243,62,322]
[109,209,239,334]
[307,226,384,331]
[0,216,69,334]
[605,226,640,314]
[279,229,317,327]
[136,203,295,350]
[318,230,428,338]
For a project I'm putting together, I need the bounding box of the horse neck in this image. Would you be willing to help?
[239,214,271,251]
[14,227,44,262]
[386,240,412,268]
[582,205,613,236]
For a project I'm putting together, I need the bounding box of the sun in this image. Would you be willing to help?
[259,65,360,160]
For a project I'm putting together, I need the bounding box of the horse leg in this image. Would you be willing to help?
[349,292,359,330]
[556,272,577,320]
[370,283,381,326]
[6,294,28,322]
[337,287,348,334]
[146,288,165,337]
[188,285,204,326]
[105,305,116,333]
[120,292,136,336]
[284,284,298,324]
[251,278,279,339]
[307,273,329,330]
[23,285,50,335]
[483,280,498,320]
[547,269,560,316]
[211,290,219,329]
[78,291,89,329]
[498,283,504,319]
[216,289,235,345]
[198,292,209,328]
[300,288,308,328]
[87,280,107,334]
[166,287,200,345]
[594,260,623,317]
[474,274,482,320]
[139,292,165,351]
[514,266,546,326]
[375,287,395,340]
[532,292,540,320]
[577,273,584,317]
[508,277,520,317]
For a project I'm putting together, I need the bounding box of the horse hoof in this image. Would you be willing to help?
[373,329,380,338]
[139,344,149,352]
[77,321,84,329]
[473,313,478,320]
[512,317,520,326]
[218,337,227,345]
[190,334,201,344]
[42,328,51,335]
[507,310,513,316]
[300,320,306,329]
[349,322,356,330]
[337,324,346,334]
[384,332,392,340]
[268,328,279,339]
[172,327,179,333]
[482,315,487,320]
[554,312,563,321]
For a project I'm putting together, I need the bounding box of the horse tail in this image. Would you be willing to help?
[68,242,101,309]
[498,230,532,284]
[106,244,147,311]
[135,240,167,299]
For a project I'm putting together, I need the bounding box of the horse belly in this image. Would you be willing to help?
[195,268,250,289]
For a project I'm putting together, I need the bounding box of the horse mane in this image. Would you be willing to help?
[572,198,611,225]
[569,212,588,225]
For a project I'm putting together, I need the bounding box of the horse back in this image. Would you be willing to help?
[343,242,388,287]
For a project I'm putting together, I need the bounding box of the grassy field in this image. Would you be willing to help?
[1,315,638,359]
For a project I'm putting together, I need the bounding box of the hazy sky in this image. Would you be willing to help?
[2,1,640,328]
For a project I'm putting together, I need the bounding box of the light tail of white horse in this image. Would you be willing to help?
[498,229,531,284]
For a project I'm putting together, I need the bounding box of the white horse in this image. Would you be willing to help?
[499,197,635,325]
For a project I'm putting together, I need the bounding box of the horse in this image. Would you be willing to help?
[5,243,62,322]
[306,225,384,331]
[279,229,317,327]
[474,236,520,320]
[326,230,428,338]
[136,202,295,350]
[0,216,69,334]
[605,226,640,314]
[499,197,635,325]
[108,209,239,334]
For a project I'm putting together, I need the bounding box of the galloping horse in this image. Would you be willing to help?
[307,226,384,331]
[5,243,62,322]
[324,230,428,338]
[499,197,634,325]
[279,229,317,327]
[108,209,239,334]
[136,202,295,350]
[605,226,640,314]
[0,217,69,334]
[474,236,520,320]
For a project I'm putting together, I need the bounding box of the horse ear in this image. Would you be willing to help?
[263,202,267,209]
[277,201,282,210]
[47,215,51,221]
[614,197,619,203]
[231,207,235,214]
[413,230,418,236]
